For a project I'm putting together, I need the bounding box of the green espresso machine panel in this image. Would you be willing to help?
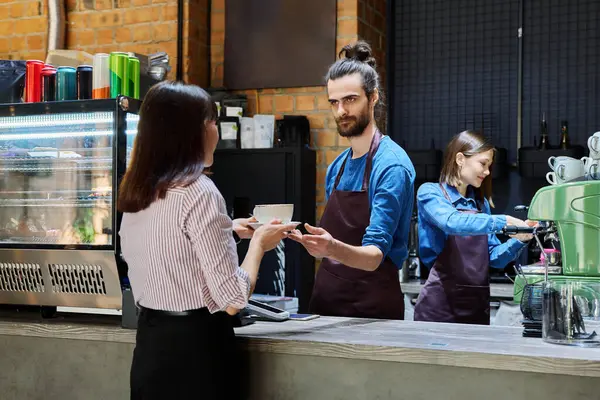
[514,180,600,303]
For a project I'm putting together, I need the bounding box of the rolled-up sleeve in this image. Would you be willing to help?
[362,165,411,257]
[183,188,250,313]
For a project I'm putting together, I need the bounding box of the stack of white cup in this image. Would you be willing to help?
[586,132,600,180]
[545,132,600,185]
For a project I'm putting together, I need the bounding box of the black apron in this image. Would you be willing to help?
[413,184,491,325]
[308,130,405,320]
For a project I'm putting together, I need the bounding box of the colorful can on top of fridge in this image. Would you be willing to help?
[41,67,57,102]
[77,65,93,100]
[128,56,140,100]
[25,60,44,103]
[109,52,129,97]
[56,66,77,101]
[93,53,110,99]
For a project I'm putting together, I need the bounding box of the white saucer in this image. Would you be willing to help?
[249,221,302,230]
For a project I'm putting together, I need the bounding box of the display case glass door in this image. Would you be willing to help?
[0,111,115,247]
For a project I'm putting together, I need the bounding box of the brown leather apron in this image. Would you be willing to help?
[413,184,491,325]
[308,130,405,320]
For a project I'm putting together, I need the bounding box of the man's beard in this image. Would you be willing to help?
[335,107,371,138]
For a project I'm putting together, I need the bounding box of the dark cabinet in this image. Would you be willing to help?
[210,147,316,312]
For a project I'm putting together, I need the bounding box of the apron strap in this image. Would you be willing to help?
[439,183,483,212]
[334,129,384,191]
[439,183,452,202]
[362,129,383,191]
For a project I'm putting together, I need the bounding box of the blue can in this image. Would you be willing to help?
[56,66,77,101]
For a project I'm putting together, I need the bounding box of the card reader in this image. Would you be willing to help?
[245,299,290,322]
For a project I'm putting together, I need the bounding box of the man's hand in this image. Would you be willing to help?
[288,223,335,259]
[289,223,383,271]
[232,216,257,239]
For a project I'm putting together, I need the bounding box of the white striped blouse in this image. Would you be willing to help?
[119,175,251,313]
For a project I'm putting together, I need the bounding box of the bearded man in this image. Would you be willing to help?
[290,40,416,320]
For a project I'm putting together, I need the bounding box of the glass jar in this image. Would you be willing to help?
[542,279,600,347]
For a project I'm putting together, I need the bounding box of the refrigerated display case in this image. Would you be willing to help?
[0,97,139,310]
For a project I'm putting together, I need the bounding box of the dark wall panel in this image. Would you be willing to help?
[392,0,519,161]
[522,0,600,149]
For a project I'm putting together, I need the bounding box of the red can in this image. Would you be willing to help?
[25,60,44,103]
[41,67,57,102]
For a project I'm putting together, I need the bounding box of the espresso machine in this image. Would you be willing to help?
[512,180,600,301]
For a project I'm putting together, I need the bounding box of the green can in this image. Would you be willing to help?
[109,52,129,97]
[56,66,77,101]
[128,56,140,100]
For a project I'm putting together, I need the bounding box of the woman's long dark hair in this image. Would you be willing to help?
[118,81,217,213]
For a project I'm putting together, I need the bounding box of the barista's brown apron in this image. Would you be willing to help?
[308,130,404,320]
[413,184,491,325]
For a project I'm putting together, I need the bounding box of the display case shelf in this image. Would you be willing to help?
[0,199,111,208]
[0,165,112,173]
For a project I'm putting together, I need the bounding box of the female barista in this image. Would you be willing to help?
[413,130,533,325]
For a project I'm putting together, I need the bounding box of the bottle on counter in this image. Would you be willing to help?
[538,112,550,150]
[559,120,570,149]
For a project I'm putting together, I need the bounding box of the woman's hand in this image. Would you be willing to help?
[232,216,257,239]
[251,219,300,252]
[505,215,534,242]
[505,215,526,228]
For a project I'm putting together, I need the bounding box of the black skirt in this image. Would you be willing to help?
[130,307,241,399]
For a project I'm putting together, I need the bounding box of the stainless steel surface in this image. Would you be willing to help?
[520,263,563,275]
[401,280,515,299]
[400,262,410,283]
[0,249,122,309]
[402,212,420,282]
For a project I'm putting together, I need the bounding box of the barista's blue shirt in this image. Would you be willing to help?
[325,136,416,268]
[417,182,528,269]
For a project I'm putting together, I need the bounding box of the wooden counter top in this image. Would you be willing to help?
[0,312,597,378]
[237,317,600,378]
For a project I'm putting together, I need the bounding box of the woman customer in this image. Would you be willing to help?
[118,81,298,399]
[414,130,534,325]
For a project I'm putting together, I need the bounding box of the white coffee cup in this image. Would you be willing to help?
[545,158,585,185]
[588,132,600,159]
[582,156,600,180]
[253,204,294,223]
[548,156,577,171]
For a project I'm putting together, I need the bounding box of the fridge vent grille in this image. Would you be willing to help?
[0,263,45,292]
[49,264,107,295]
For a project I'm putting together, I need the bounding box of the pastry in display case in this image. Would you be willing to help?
[0,97,139,310]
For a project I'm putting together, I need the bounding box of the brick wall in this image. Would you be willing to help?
[0,0,209,85]
[211,0,386,221]
[0,0,387,220]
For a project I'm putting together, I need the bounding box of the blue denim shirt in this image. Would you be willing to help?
[417,182,527,269]
[325,136,416,268]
